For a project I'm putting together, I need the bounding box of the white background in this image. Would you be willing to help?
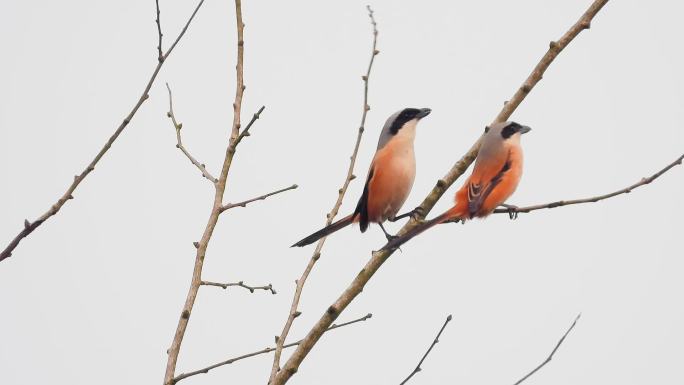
[1,1,683,384]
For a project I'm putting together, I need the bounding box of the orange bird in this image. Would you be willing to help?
[383,121,531,250]
[292,108,432,247]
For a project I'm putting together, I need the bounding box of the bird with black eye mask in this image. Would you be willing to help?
[383,121,532,250]
[292,107,432,247]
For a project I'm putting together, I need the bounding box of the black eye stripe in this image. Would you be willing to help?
[501,122,522,139]
[389,108,420,134]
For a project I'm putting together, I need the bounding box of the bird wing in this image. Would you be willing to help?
[353,163,375,232]
[467,150,512,217]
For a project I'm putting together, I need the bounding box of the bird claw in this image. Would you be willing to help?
[500,204,519,220]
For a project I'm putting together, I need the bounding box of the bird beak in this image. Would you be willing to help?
[416,108,432,119]
[519,125,532,134]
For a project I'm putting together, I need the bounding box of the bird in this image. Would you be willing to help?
[382,121,531,250]
[291,107,432,247]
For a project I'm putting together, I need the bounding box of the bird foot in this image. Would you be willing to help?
[499,203,519,220]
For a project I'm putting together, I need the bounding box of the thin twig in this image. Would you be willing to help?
[221,184,299,212]
[233,106,266,149]
[271,2,609,384]
[268,6,379,383]
[162,1,247,384]
[400,315,453,385]
[155,0,163,61]
[513,314,581,385]
[166,83,218,183]
[201,280,276,294]
[494,153,684,218]
[0,0,206,263]
[172,313,372,384]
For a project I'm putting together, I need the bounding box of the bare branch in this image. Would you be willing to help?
[494,153,684,218]
[400,314,453,385]
[221,184,298,212]
[268,6,379,383]
[166,83,218,183]
[155,0,163,61]
[163,1,247,383]
[513,314,581,385]
[201,280,276,294]
[172,313,372,384]
[0,0,206,263]
[232,106,266,150]
[271,2,610,383]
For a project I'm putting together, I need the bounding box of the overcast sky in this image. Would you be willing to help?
[1,1,683,384]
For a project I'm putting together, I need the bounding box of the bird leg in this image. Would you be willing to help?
[389,206,425,222]
[499,203,519,220]
[378,223,402,253]
[378,222,398,242]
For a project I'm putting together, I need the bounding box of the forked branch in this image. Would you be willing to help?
[271,2,610,384]
[172,313,372,384]
[0,0,207,263]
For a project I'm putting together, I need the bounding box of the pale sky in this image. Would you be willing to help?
[1,1,683,384]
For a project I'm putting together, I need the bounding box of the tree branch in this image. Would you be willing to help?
[271,2,610,383]
[513,314,581,385]
[155,0,163,61]
[400,315,453,385]
[166,83,218,183]
[220,184,298,212]
[162,1,249,383]
[232,105,266,150]
[494,153,684,218]
[0,0,206,263]
[172,313,372,384]
[201,280,276,294]
[268,6,379,383]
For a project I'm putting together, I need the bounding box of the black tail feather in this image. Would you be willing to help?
[291,215,354,247]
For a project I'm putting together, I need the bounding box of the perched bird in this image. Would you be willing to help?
[292,107,432,247]
[382,121,531,250]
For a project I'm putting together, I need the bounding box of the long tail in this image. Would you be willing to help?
[382,207,462,251]
[291,214,355,247]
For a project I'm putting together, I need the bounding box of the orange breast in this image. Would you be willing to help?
[366,142,416,222]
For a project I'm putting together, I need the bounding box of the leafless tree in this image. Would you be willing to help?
[1,1,682,385]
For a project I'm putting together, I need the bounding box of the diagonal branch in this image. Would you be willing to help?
[233,105,266,149]
[271,2,610,384]
[201,280,276,294]
[166,83,218,183]
[172,313,372,384]
[0,0,206,263]
[513,314,581,385]
[221,184,298,212]
[400,315,453,385]
[494,153,684,218]
[268,6,379,383]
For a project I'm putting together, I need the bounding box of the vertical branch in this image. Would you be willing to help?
[267,6,379,383]
[155,0,163,61]
[162,1,247,384]
[271,2,610,384]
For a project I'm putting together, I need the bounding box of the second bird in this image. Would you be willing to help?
[292,107,432,247]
